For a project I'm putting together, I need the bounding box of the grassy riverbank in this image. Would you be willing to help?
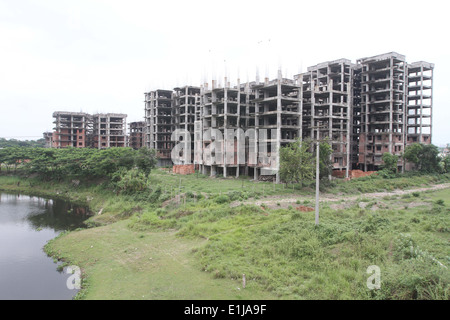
[1,170,449,299]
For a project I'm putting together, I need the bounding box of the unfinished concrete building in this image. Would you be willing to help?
[144,51,433,179]
[296,59,353,177]
[358,52,407,172]
[52,111,91,148]
[406,61,434,146]
[128,121,146,149]
[92,113,127,149]
[145,89,174,166]
[43,131,55,148]
[252,71,302,182]
[351,65,362,170]
[51,111,128,149]
[173,86,201,162]
[197,78,255,178]
[198,78,248,177]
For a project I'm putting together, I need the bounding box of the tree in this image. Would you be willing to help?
[85,147,136,178]
[0,138,45,148]
[0,147,31,173]
[279,139,314,186]
[134,147,157,177]
[440,155,450,173]
[0,148,6,173]
[25,148,58,179]
[114,168,149,194]
[380,152,399,175]
[403,143,421,167]
[1,146,158,182]
[420,144,440,173]
[318,141,333,180]
[404,143,440,173]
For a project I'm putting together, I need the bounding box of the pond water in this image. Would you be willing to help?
[0,192,90,300]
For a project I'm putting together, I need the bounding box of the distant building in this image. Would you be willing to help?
[92,113,127,149]
[52,111,91,148]
[145,90,175,166]
[43,131,55,148]
[439,145,450,158]
[50,111,127,149]
[128,121,146,149]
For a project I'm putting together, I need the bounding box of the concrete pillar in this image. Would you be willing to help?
[236,79,241,179]
[346,83,351,178]
[276,70,282,184]
[222,88,227,178]
[298,74,303,142]
[389,57,393,154]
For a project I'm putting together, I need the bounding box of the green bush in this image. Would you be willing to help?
[185,191,195,199]
[214,195,230,204]
[359,213,391,234]
[374,233,450,299]
[227,191,243,201]
[114,168,149,194]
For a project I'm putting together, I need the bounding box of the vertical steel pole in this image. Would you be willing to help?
[315,139,320,225]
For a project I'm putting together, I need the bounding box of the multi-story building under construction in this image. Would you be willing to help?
[49,111,127,149]
[52,111,91,148]
[128,121,146,150]
[92,113,127,149]
[145,89,174,166]
[143,52,434,181]
[296,59,354,176]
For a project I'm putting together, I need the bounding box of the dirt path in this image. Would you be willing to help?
[231,182,450,209]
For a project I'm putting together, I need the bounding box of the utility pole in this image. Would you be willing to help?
[315,138,320,225]
[308,123,327,226]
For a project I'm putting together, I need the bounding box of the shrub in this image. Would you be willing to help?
[185,191,195,199]
[375,233,450,299]
[359,213,390,234]
[148,186,162,202]
[214,195,230,204]
[114,168,149,194]
[228,191,243,201]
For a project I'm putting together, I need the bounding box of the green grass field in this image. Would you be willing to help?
[45,220,277,300]
[1,170,449,299]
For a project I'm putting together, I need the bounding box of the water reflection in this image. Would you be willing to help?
[0,192,91,300]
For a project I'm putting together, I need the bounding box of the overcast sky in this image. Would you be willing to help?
[0,0,449,146]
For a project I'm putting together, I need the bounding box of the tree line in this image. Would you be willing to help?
[279,140,450,184]
[0,147,157,180]
[0,138,45,148]
[1,142,448,186]
[381,143,449,176]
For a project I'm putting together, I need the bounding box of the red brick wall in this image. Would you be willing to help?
[173,164,195,175]
[332,169,377,179]
[350,170,377,179]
